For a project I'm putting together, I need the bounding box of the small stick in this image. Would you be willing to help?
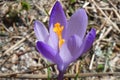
[0,72,120,79]
[107,0,117,10]
[0,64,55,78]
[96,11,113,34]
[3,31,34,55]
[13,23,19,35]
[113,8,120,20]
[89,54,95,70]
[103,26,112,38]
[91,0,120,33]
[0,23,11,33]
[86,7,114,11]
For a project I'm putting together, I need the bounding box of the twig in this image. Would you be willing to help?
[0,23,11,33]
[107,0,117,10]
[86,7,114,11]
[3,64,55,76]
[0,72,120,79]
[113,8,120,20]
[89,54,95,70]
[83,2,89,8]
[93,10,113,46]
[94,26,112,46]
[96,11,113,34]
[3,31,34,55]
[91,0,120,33]
[13,23,19,35]
[103,26,112,38]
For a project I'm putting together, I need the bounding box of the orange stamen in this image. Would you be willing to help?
[53,23,65,48]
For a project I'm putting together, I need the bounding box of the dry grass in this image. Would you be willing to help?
[0,0,120,80]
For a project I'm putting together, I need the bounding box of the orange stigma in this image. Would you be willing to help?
[53,23,65,48]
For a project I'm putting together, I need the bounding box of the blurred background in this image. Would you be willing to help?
[0,0,120,80]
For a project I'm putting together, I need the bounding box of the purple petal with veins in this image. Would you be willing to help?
[66,9,88,40]
[34,20,49,42]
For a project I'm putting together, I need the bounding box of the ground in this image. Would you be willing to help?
[0,0,120,80]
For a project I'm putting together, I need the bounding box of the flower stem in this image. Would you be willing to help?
[58,71,64,80]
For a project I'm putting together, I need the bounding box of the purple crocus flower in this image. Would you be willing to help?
[34,1,96,80]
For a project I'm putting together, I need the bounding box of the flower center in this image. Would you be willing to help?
[53,22,65,48]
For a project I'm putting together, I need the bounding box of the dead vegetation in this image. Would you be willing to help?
[0,0,120,80]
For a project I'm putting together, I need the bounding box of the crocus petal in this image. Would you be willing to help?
[48,31,59,51]
[66,9,88,40]
[36,41,59,63]
[70,28,96,60]
[49,1,67,29]
[49,1,67,39]
[58,43,72,71]
[82,28,96,54]
[48,1,67,50]
[67,35,82,56]
[34,20,49,42]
